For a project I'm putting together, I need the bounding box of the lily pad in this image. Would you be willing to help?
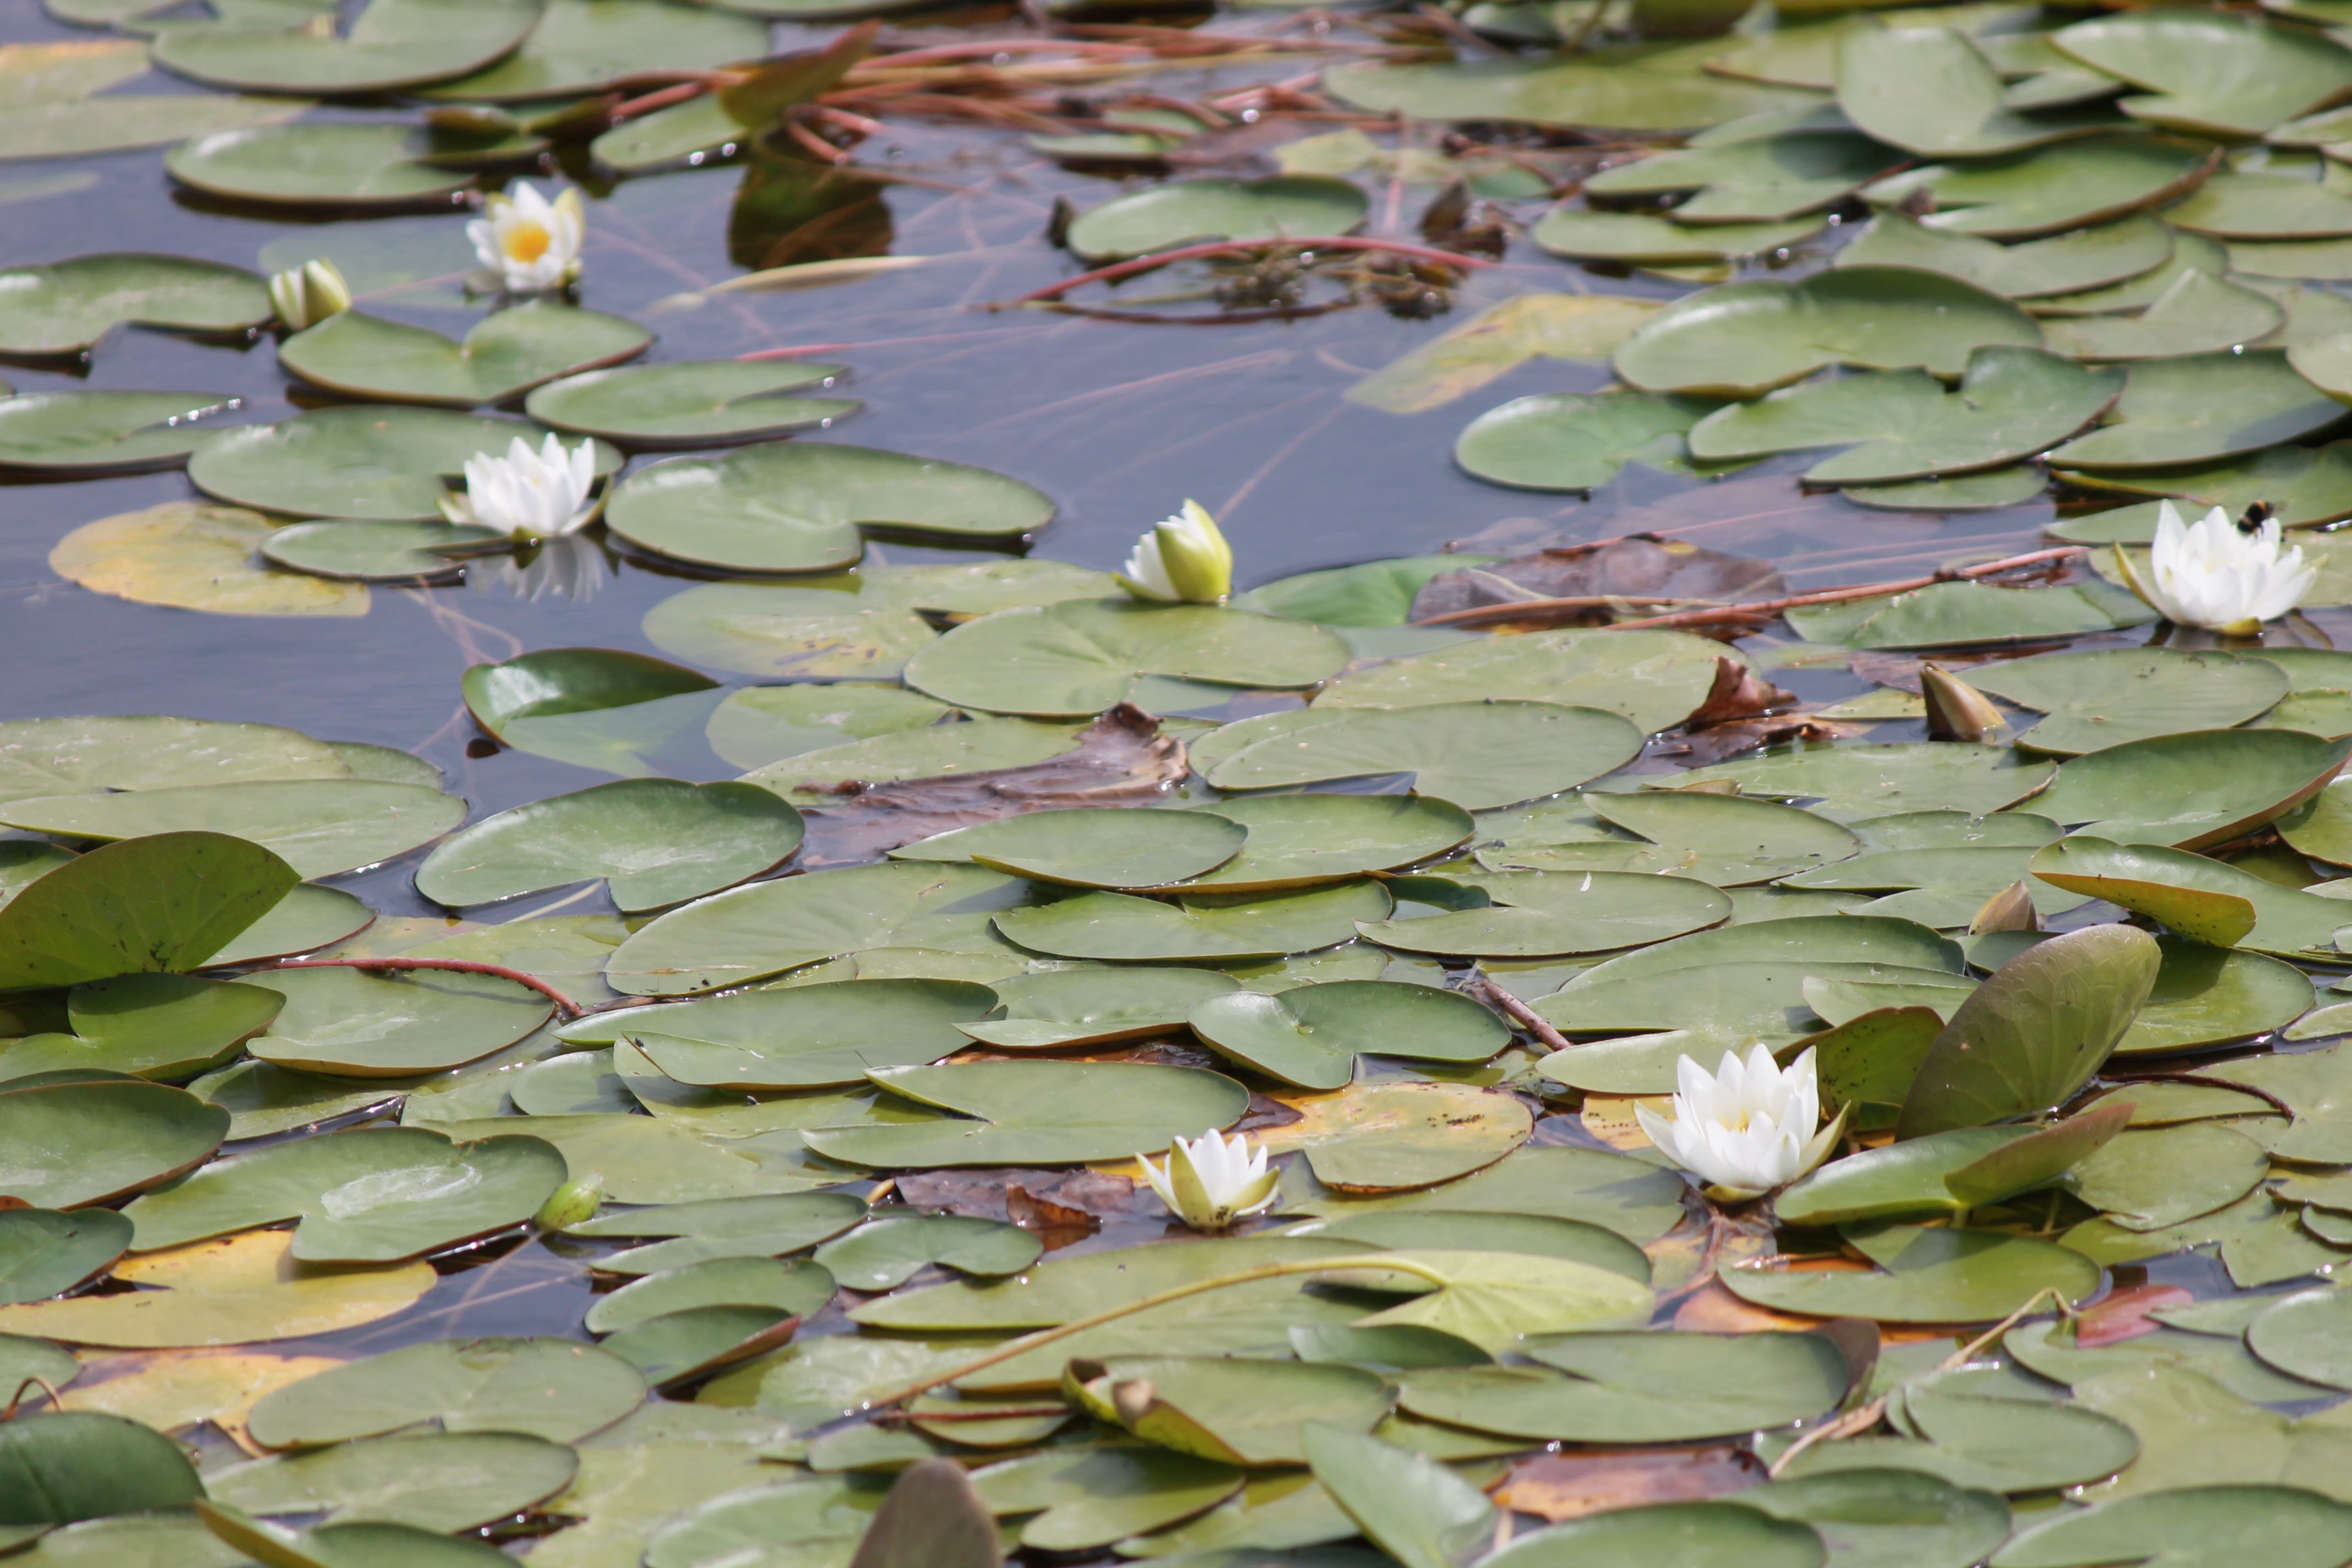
[961,967,1238,1049]
[1529,210,1824,265]
[1859,134,2213,240]
[204,1430,578,1533]
[2024,728,2352,847]
[460,645,718,778]
[1614,266,2045,398]
[166,124,475,208]
[0,1079,228,1208]
[2040,269,2286,360]
[1783,578,2155,649]
[1185,981,1509,1089]
[892,806,1244,889]
[1190,702,1644,812]
[1264,1081,1534,1194]
[623,978,999,1091]
[2046,351,2349,470]
[1361,869,1731,958]
[414,0,769,100]
[248,1337,645,1446]
[189,406,621,522]
[280,303,652,409]
[1064,176,1369,262]
[904,600,1351,719]
[242,966,552,1077]
[1581,129,1899,221]
[2051,10,2352,136]
[1684,346,2120,483]
[1483,790,1861,886]
[1834,211,2177,299]
[2119,938,2313,1054]
[1485,1501,1825,1568]
[1964,647,2289,754]
[0,253,269,356]
[0,391,246,475]
[1661,743,2055,818]
[2031,836,2349,956]
[704,683,950,772]
[814,1216,1042,1292]
[527,360,858,448]
[150,0,537,94]
[1396,1330,1848,1442]
[50,503,369,618]
[804,1060,1251,1168]
[416,778,803,912]
[607,442,1055,575]
[1838,21,2121,156]
[1725,1222,2103,1321]
[1071,1355,1391,1466]
[1741,1471,2010,1568]
[122,1124,564,1261]
[992,880,1391,963]
[1315,626,1734,735]
[1179,794,1474,892]
[0,1412,204,1540]
[0,973,284,1083]
[582,1255,838,1332]
[0,1208,131,1305]
[0,830,299,990]
[1323,41,1822,132]
[2065,1121,2271,1231]
[0,780,467,879]
[1452,389,1723,491]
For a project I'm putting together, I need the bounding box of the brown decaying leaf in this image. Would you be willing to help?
[1847,646,2070,695]
[1655,715,1865,767]
[897,1167,1139,1228]
[2075,1282,2192,1348]
[793,703,1189,865]
[1408,533,1788,623]
[1684,656,1798,729]
[1490,1446,1763,1522]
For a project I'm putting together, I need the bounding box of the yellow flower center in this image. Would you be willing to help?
[503,221,552,264]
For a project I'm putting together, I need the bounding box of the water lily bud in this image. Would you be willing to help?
[1137,1128,1278,1231]
[1118,500,1233,605]
[535,1170,603,1232]
[1970,879,2039,935]
[1920,662,2004,743]
[268,258,351,330]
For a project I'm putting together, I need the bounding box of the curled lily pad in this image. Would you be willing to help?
[1614,266,2045,398]
[416,778,803,913]
[0,1411,204,1539]
[0,830,299,990]
[1071,1355,1391,1466]
[606,441,1055,574]
[189,407,622,522]
[0,391,244,475]
[0,253,269,356]
[166,124,475,208]
[1185,981,1510,1089]
[526,360,858,448]
[892,805,1243,889]
[1064,175,1369,262]
[904,600,1352,719]
[1191,702,1643,812]
[2029,836,2350,957]
[151,0,539,94]
[279,303,652,409]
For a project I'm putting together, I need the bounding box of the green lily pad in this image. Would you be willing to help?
[1064,176,1369,262]
[1776,1365,2137,1491]
[166,123,475,208]
[1837,20,2122,156]
[1581,129,1899,221]
[2051,9,2352,136]
[2040,269,2286,359]
[526,360,858,448]
[2243,1288,2352,1390]
[961,967,1237,1049]
[903,600,1351,720]
[607,442,1055,575]
[1191,703,1643,812]
[1614,266,2045,398]
[1185,981,1509,1089]
[0,714,352,799]
[244,966,551,1077]
[122,1124,564,1261]
[0,973,284,1082]
[0,1078,228,1208]
[974,1446,1243,1550]
[814,1215,1042,1291]
[2064,1121,2270,1230]
[600,1305,798,1389]
[1487,790,1860,886]
[413,0,769,100]
[605,861,1032,995]
[624,978,998,1090]
[280,303,651,409]
[804,1060,1251,1168]
[460,646,718,778]
[0,780,466,879]
[564,1190,868,1270]
[0,1208,130,1304]
[1362,869,1731,958]
[1529,210,1824,265]
[416,778,803,913]
[1302,1424,1492,1568]
[1834,211,2177,299]
[1742,1471,2010,1568]
[2118,937,2315,1054]
[256,519,504,582]
[1178,794,1474,893]
[150,0,537,93]
[992,880,1391,963]
[1452,389,1724,490]
[248,1337,646,1446]
[1725,1222,2103,1321]
[1486,1502,1826,1568]
[1662,742,2055,818]
[0,1412,204,1539]
[0,254,269,356]
[704,683,949,772]
[1777,1121,2092,1227]
[2046,351,2350,470]
[1685,346,2120,483]
[644,561,1117,682]
[583,1255,838,1332]
[1294,1210,1649,1283]
[205,1431,578,1533]
[1396,1330,1848,1442]
[1323,40,1822,132]
[0,391,245,475]
[1783,578,2156,649]
[1071,1355,1391,1466]
[892,805,1244,889]
[1859,134,2212,240]
[2032,227,2232,317]
[1314,626,1734,735]
[0,89,311,166]
[1965,647,2289,754]
[189,406,621,522]
[2026,729,2352,848]
[2032,836,2349,956]
[0,831,299,990]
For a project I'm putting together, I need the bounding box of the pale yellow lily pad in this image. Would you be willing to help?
[50,503,369,618]
[1347,293,1663,415]
[59,1348,341,1445]
[0,1231,432,1348]
[1257,1081,1533,1190]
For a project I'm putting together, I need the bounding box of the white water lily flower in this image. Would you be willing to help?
[268,258,351,330]
[1635,1043,1844,1200]
[467,181,585,293]
[1137,1128,1278,1231]
[1118,499,1233,604]
[2117,499,2316,635]
[440,434,599,542]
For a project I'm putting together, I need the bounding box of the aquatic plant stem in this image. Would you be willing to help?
[863,1253,1448,1407]
[249,958,584,1020]
[1006,238,1498,307]
[1466,974,1572,1052]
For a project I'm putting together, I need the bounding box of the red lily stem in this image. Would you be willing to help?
[252,957,583,1020]
[1009,237,1494,306]
[606,80,716,123]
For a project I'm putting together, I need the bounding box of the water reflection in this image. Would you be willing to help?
[470,535,617,606]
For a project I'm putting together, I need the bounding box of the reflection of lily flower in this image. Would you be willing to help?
[1138,1128,1278,1231]
[467,181,585,293]
[473,533,609,605]
[1635,1043,1843,1200]
[268,258,351,329]
[440,434,598,542]
[2116,499,2316,636]
[1118,499,1233,605]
